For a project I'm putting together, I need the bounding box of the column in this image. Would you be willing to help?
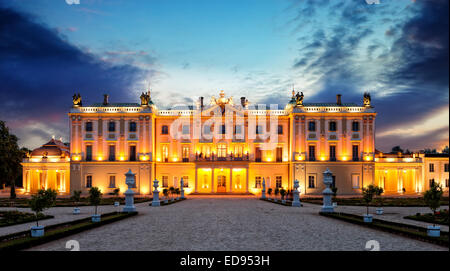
[397,169,403,193]
[211,168,215,193]
[43,170,48,190]
[229,169,233,192]
[246,168,249,193]
[195,168,198,193]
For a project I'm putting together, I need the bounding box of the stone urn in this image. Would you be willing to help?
[164,197,168,204]
[363,214,373,223]
[427,225,440,237]
[31,226,44,237]
[375,208,384,215]
[332,202,338,207]
[73,207,81,215]
[91,214,101,223]
[282,199,286,204]
[114,201,120,207]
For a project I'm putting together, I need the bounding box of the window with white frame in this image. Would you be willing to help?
[108,175,116,188]
[162,176,168,187]
[255,176,262,188]
[308,175,315,188]
[276,176,282,188]
[351,174,360,189]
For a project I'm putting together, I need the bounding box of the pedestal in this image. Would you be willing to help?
[292,190,301,207]
[123,189,136,212]
[321,169,335,213]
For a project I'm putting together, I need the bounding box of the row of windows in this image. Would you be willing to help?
[85,121,137,133]
[160,176,190,188]
[429,179,450,188]
[85,175,137,189]
[85,145,137,161]
[161,125,284,135]
[307,145,360,161]
[429,163,449,172]
[308,121,360,132]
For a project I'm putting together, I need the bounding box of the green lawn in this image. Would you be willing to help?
[0,197,151,208]
[0,211,53,227]
[405,209,449,226]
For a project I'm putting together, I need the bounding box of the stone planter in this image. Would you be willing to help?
[114,201,120,207]
[164,199,168,204]
[363,214,373,223]
[274,199,278,202]
[282,200,286,204]
[31,226,44,237]
[332,202,338,207]
[73,207,81,215]
[91,214,101,223]
[375,208,384,215]
[427,225,441,237]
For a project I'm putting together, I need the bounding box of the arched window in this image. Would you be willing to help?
[129,122,137,132]
[161,125,169,135]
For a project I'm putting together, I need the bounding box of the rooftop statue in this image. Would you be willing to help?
[140,91,151,106]
[363,92,371,107]
[295,91,304,106]
[210,90,234,107]
[72,93,82,107]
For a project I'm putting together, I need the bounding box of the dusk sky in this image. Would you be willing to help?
[0,0,448,152]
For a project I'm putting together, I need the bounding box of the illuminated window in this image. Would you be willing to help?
[129,122,137,132]
[182,146,189,162]
[202,145,211,158]
[277,125,283,135]
[85,121,93,132]
[108,121,116,132]
[276,176,282,188]
[217,144,227,158]
[352,121,360,132]
[161,125,169,135]
[108,176,116,188]
[162,145,169,162]
[255,176,262,188]
[86,175,92,188]
[308,121,316,132]
[308,175,315,188]
[162,176,168,188]
[329,121,337,131]
[429,163,435,172]
[234,145,243,159]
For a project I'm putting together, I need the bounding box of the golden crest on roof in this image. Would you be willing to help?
[210,90,234,107]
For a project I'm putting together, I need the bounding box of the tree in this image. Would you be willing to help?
[0,121,25,199]
[29,189,57,227]
[267,188,272,198]
[423,182,443,226]
[280,188,286,200]
[391,146,404,154]
[374,186,384,207]
[362,185,377,215]
[442,146,449,154]
[112,188,120,202]
[169,186,175,200]
[89,187,102,215]
[70,190,82,208]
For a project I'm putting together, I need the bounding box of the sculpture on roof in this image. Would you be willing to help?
[140,91,151,106]
[363,92,371,107]
[210,90,234,107]
[72,93,82,107]
[295,91,304,106]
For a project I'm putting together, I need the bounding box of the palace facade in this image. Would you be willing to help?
[21,91,449,196]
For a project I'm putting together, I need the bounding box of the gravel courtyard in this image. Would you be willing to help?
[20,196,445,251]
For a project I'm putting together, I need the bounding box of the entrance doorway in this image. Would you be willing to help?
[217,175,226,192]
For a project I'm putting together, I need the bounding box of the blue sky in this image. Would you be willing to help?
[0,0,448,151]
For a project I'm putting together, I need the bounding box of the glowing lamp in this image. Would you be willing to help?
[320,156,326,161]
[364,156,372,161]
[172,157,178,162]
[342,156,348,161]
[97,156,103,161]
[119,156,125,161]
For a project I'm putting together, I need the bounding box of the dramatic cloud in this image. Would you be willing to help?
[0,7,154,148]
[287,0,449,151]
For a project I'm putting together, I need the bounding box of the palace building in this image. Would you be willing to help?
[21,91,449,196]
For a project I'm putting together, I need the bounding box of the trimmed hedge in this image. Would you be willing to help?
[303,197,449,207]
[0,211,53,227]
[0,197,152,208]
[0,211,138,251]
[320,212,449,247]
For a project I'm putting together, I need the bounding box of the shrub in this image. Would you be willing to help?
[362,185,378,215]
[267,188,273,197]
[280,188,286,200]
[29,189,57,227]
[88,187,102,215]
[70,190,82,207]
[423,182,443,226]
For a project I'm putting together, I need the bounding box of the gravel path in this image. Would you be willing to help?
[18,196,445,251]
